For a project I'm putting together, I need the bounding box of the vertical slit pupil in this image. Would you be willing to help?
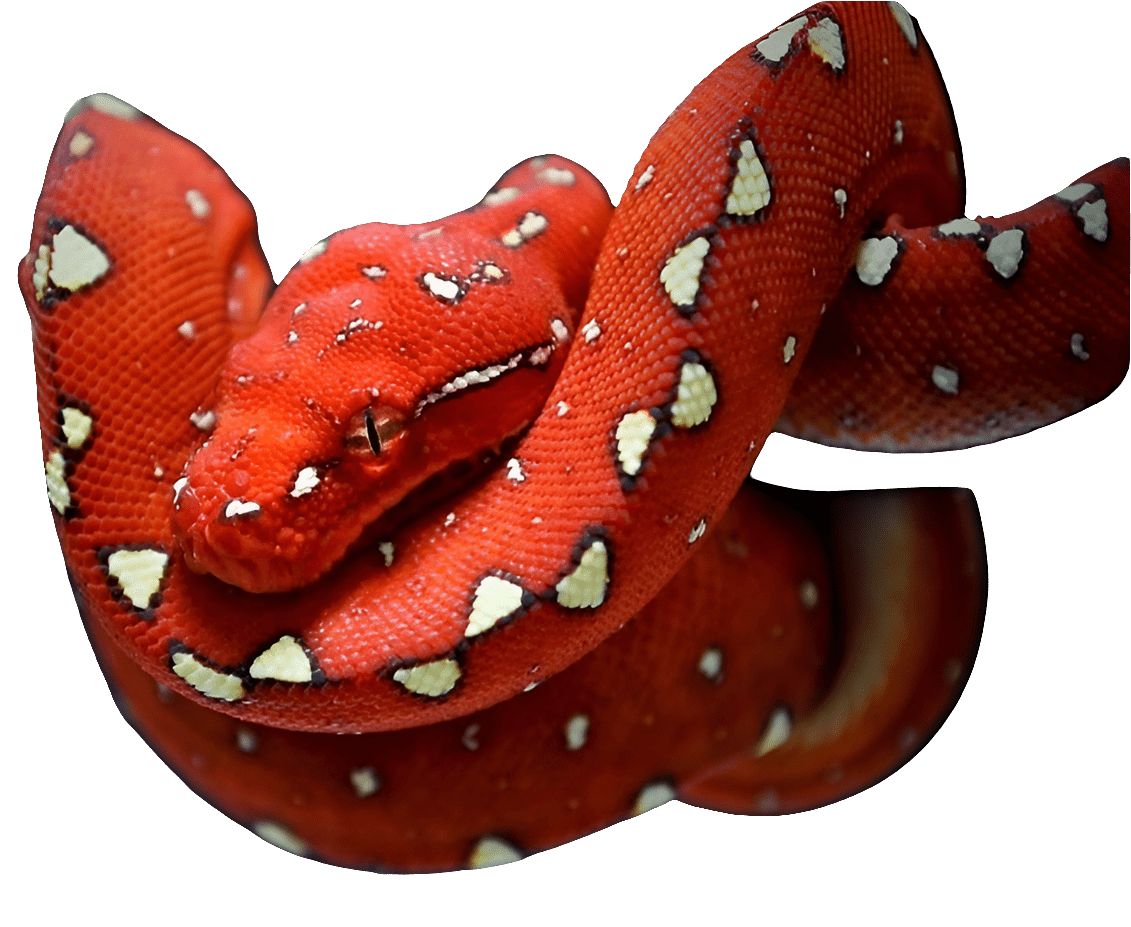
[365,407,382,454]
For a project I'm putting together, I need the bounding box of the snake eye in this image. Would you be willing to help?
[345,405,405,458]
[363,406,405,455]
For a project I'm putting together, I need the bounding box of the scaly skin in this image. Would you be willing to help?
[18,3,1127,871]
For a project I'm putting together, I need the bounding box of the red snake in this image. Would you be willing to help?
[13,3,1126,868]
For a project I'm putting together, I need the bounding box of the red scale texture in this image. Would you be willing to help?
[780,160,1130,448]
[18,3,1127,870]
[87,482,837,871]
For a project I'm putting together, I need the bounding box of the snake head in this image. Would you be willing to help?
[170,177,606,592]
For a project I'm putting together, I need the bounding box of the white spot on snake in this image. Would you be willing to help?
[555,540,609,609]
[782,336,797,365]
[799,579,820,610]
[350,766,381,797]
[551,318,569,341]
[249,635,314,683]
[688,518,708,544]
[290,466,320,498]
[537,166,575,186]
[1055,183,1096,202]
[171,651,245,702]
[985,229,1025,278]
[172,478,188,504]
[236,728,258,753]
[834,188,847,218]
[1071,333,1090,361]
[931,364,960,395]
[556,401,570,417]
[634,164,655,191]
[252,821,308,856]
[616,409,657,476]
[482,186,521,207]
[361,265,387,280]
[893,119,904,144]
[467,575,527,637]
[506,458,525,482]
[185,189,210,219]
[501,211,548,247]
[42,225,110,295]
[79,93,139,119]
[69,130,94,158]
[633,781,676,815]
[937,217,981,237]
[31,245,51,300]
[855,236,899,285]
[61,407,93,448]
[660,236,711,307]
[698,647,723,681]
[469,836,523,869]
[299,239,328,264]
[888,2,918,47]
[423,272,461,301]
[756,15,807,62]
[581,320,601,342]
[1077,199,1109,242]
[224,499,260,519]
[45,451,70,514]
[393,658,461,697]
[378,541,395,567]
[755,707,792,756]
[107,548,168,610]
[727,139,772,217]
[177,319,197,340]
[670,362,717,427]
[189,410,216,432]
[564,713,589,750]
[444,512,457,527]
[807,17,845,71]
[333,318,378,346]
[517,212,549,238]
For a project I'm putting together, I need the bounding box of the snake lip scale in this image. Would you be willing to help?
[17,2,1128,875]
